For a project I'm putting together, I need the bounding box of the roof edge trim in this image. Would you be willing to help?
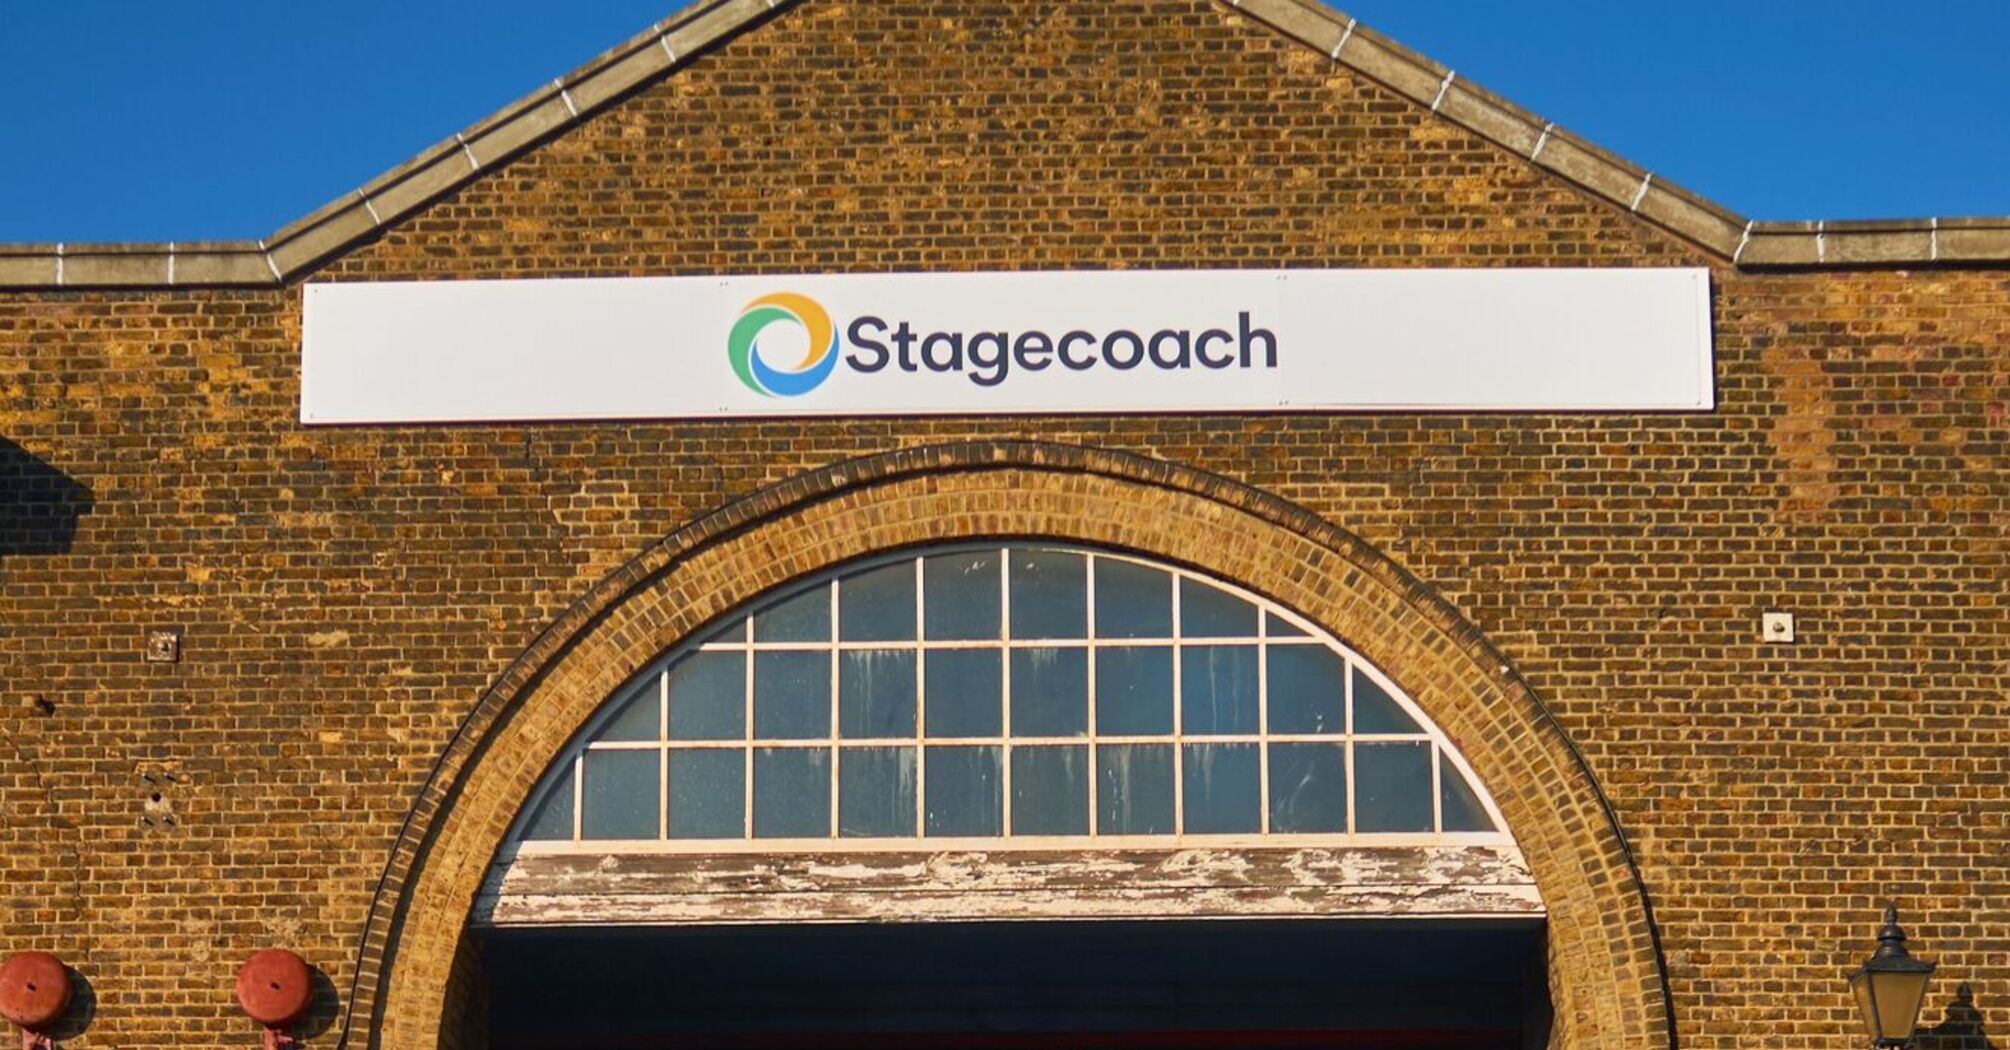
[1,0,2004,291]
[0,0,788,291]
[1229,0,2009,269]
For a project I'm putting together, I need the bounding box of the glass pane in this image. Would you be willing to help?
[1269,742,1346,833]
[923,550,1001,641]
[1355,741,1433,832]
[924,746,1002,837]
[1009,549,1087,639]
[839,649,916,738]
[1265,612,1309,637]
[1353,667,1422,734]
[1094,558,1172,639]
[1183,743,1260,834]
[1440,752,1495,832]
[1095,647,1173,735]
[753,747,830,838]
[754,585,830,643]
[699,618,747,645]
[668,749,744,839]
[925,649,1002,738]
[839,560,916,642]
[754,651,830,739]
[668,651,744,741]
[1011,746,1089,835]
[581,750,658,840]
[1180,645,1259,735]
[598,676,660,742]
[520,762,575,840]
[1097,743,1174,835]
[1266,646,1344,735]
[839,746,917,837]
[1182,577,1258,638]
[1009,647,1088,737]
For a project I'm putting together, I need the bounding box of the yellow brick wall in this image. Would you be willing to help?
[0,1,2004,1048]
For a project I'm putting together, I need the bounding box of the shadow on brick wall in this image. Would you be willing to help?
[1920,986,2000,1050]
[0,437,92,557]
[45,966,96,1043]
[298,963,340,1044]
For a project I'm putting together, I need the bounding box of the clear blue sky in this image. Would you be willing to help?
[1,1,2004,243]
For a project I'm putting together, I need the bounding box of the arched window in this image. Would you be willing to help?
[510,544,1506,851]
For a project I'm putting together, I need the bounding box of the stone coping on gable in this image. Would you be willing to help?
[0,0,2003,291]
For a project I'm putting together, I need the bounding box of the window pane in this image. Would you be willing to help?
[598,676,660,742]
[1095,558,1172,639]
[699,618,747,645]
[839,649,916,738]
[1097,744,1174,835]
[754,651,830,739]
[1265,612,1309,637]
[1180,645,1259,735]
[753,747,830,838]
[839,560,916,642]
[1183,743,1260,834]
[924,746,1002,837]
[754,585,829,643]
[1355,741,1432,833]
[1353,668,1421,734]
[668,651,744,741]
[1095,647,1173,735]
[1009,549,1087,639]
[1009,647,1087,737]
[1266,646,1344,735]
[1440,752,1495,832]
[925,649,1002,738]
[581,750,658,840]
[1011,746,1089,835]
[839,747,917,837]
[1269,743,1346,833]
[1181,577,1258,638]
[521,762,575,841]
[668,749,744,839]
[923,550,1001,641]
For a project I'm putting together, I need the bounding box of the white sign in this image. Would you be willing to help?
[301,268,1713,424]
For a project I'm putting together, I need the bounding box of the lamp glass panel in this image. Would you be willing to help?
[1872,970,1931,1043]
[1851,971,1882,1043]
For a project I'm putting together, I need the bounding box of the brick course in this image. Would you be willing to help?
[1,1,2005,1048]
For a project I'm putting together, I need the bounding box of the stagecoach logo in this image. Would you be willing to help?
[729,289,1284,398]
[727,292,840,398]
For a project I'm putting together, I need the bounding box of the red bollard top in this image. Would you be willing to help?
[0,952,71,1031]
[234,949,312,1029]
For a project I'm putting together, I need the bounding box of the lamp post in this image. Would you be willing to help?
[1850,904,1936,1048]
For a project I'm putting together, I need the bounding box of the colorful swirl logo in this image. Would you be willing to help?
[728,292,840,398]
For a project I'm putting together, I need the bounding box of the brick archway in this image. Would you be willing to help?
[340,441,1674,1050]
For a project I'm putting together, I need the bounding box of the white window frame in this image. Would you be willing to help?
[508,544,1512,855]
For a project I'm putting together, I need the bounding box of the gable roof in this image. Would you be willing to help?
[1,0,2003,290]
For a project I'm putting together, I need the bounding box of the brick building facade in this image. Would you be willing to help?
[1,1,2005,1048]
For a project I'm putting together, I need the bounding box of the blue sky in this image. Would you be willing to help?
[0,1,2004,243]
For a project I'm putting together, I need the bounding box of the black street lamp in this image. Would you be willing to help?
[1850,904,1937,1048]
